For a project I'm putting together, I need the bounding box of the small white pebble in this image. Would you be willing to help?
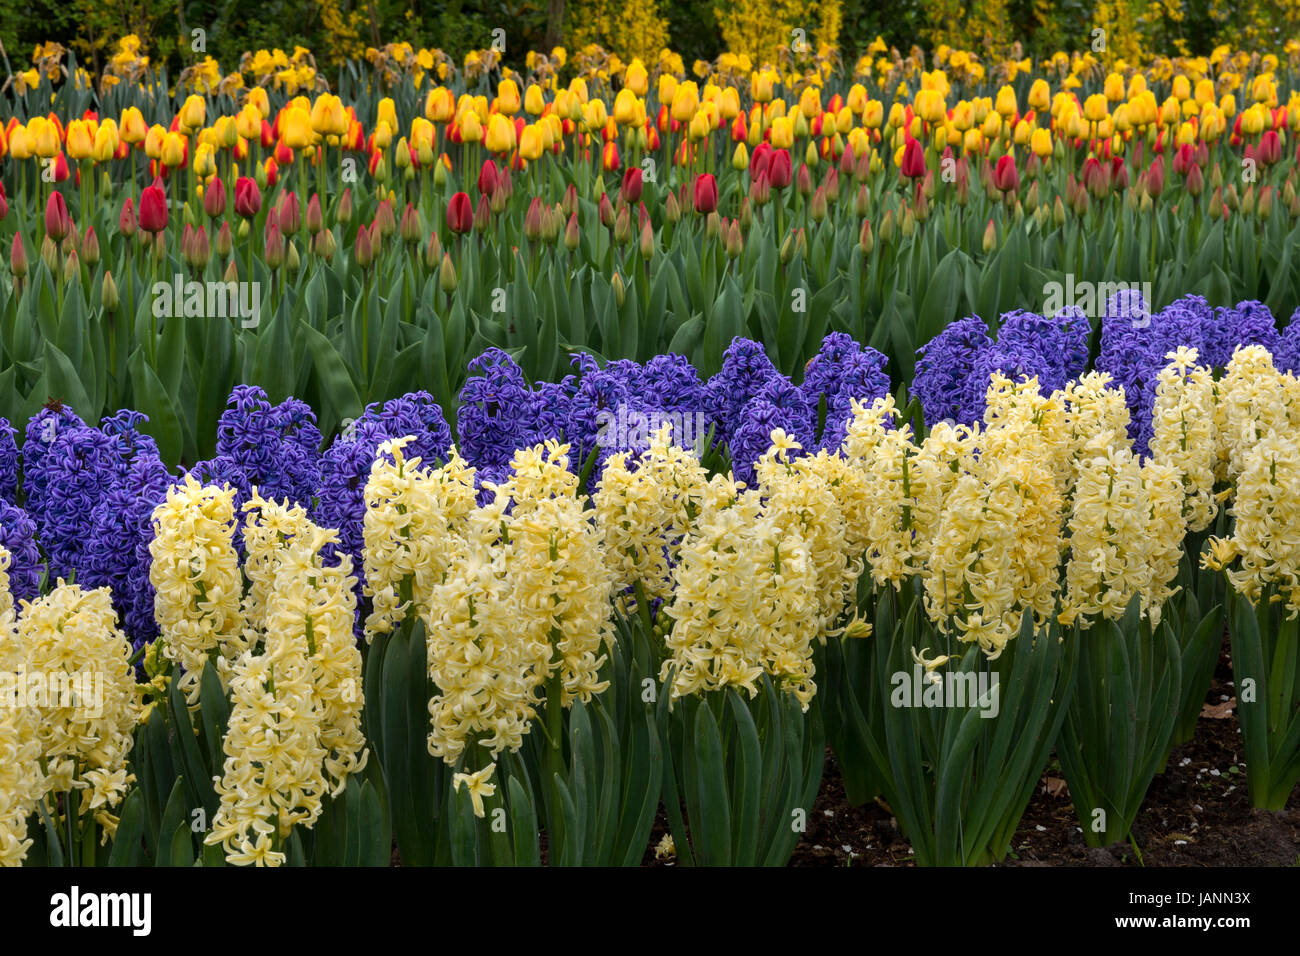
[1194,805,1203,812]
[813,844,824,850]
[1220,694,1230,702]
[841,844,852,853]
[822,809,834,817]
[1225,785,1235,794]
[1035,825,1047,832]
[1175,840,1188,846]
[1180,757,1192,767]
[1210,769,1221,777]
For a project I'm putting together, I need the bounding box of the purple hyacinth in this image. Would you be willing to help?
[729,398,802,486]
[912,316,993,426]
[192,385,322,510]
[457,349,546,470]
[801,333,891,451]
[704,338,781,442]
[1276,307,1300,374]
[0,498,42,602]
[31,422,119,581]
[81,454,173,649]
[23,403,87,514]
[1209,301,1282,368]
[0,420,18,505]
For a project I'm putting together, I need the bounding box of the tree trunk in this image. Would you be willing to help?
[545,0,565,51]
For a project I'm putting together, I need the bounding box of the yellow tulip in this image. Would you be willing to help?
[497,78,521,115]
[751,70,775,103]
[179,94,206,133]
[1083,94,1110,123]
[799,86,822,119]
[519,124,544,162]
[1027,79,1051,112]
[143,124,167,160]
[426,87,456,123]
[624,59,648,97]
[161,131,187,168]
[915,88,945,124]
[769,116,794,149]
[93,121,119,162]
[994,85,1017,118]
[246,87,271,118]
[671,81,699,123]
[658,73,678,109]
[194,142,217,177]
[30,117,59,158]
[1104,73,1125,102]
[8,125,31,161]
[613,88,639,126]
[281,105,313,150]
[120,107,148,144]
[65,120,93,161]
[1031,127,1053,158]
[524,84,545,115]
[458,109,483,144]
[484,113,515,154]
[377,97,397,134]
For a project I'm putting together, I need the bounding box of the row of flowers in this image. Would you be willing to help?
[3,320,1300,864]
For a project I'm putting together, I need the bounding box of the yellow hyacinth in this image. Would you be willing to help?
[149,475,247,703]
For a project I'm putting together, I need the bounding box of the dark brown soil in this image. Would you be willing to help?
[647,634,1300,867]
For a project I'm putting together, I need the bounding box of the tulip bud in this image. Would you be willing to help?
[1224,182,1239,211]
[725,219,743,258]
[400,202,421,244]
[306,194,323,234]
[879,209,896,244]
[565,212,581,252]
[473,193,491,233]
[1259,185,1274,220]
[354,223,373,268]
[10,234,28,279]
[613,203,631,244]
[639,219,655,259]
[224,258,239,283]
[216,220,233,258]
[119,197,137,238]
[599,192,615,229]
[665,190,681,224]
[779,230,795,263]
[264,223,284,268]
[101,270,118,311]
[705,211,720,239]
[41,236,58,274]
[1053,195,1067,226]
[982,218,997,253]
[611,272,626,306]
[80,226,100,267]
[810,185,828,223]
[424,232,443,269]
[439,252,457,293]
[337,187,354,224]
[1186,162,1204,197]
[314,227,337,261]
[63,247,80,284]
[286,240,300,274]
[859,219,873,255]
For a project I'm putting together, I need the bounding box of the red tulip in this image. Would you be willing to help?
[1146,159,1165,198]
[768,149,792,189]
[621,166,642,204]
[992,154,1019,194]
[203,176,226,219]
[119,197,137,238]
[354,222,374,268]
[1259,129,1281,166]
[45,191,71,241]
[693,173,718,214]
[278,191,301,236]
[234,177,261,219]
[901,137,926,180]
[447,191,473,234]
[0,182,7,222]
[477,159,499,197]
